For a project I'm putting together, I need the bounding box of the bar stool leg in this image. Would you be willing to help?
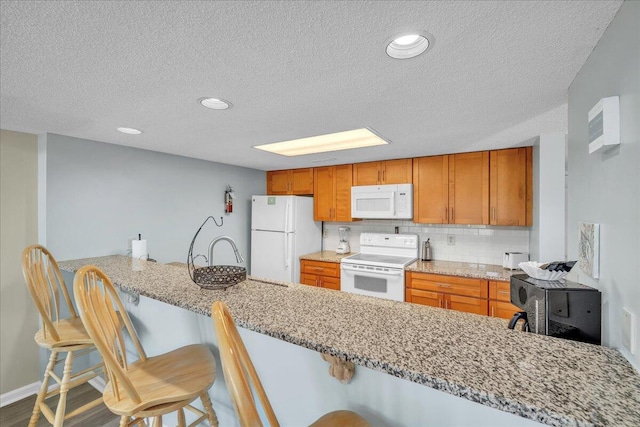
[177,408,186,427]
[53,351,74,427]
[152,415,162,427]
[201,392,218,427]
[29,350,58,427]
[119,416,129,427]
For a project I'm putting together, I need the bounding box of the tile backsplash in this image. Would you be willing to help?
[323,221,530,266]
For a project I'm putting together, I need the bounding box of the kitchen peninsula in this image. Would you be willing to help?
[58,256,640,427]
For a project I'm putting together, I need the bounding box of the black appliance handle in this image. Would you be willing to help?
[508,311,529,330]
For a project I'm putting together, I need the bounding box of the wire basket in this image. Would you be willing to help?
[187,216,246,290]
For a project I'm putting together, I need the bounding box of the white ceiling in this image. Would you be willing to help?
[0,1,622,171]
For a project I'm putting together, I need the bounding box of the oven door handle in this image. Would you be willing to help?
[341,264,404,276]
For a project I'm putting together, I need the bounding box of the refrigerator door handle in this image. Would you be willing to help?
[285,200,291,232]
[284,233,290,269]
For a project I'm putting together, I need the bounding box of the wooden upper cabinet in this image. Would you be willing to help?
[413,152,489,225]
[333,164,353,221]
[266,168,313,195]
[352,161,380,186]
[449,151,489,225]
[352,159,412,186]
[313,167,334,221]
[489,147,532,226]
[413,155,449,224]
[290,168,314,194]
[313,164,353,222]
[267,170,291,195]
[383,159,413,184]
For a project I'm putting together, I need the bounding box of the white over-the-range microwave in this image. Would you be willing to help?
[351,183,413,219]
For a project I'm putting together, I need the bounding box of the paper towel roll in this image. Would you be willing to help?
[132,240,148,260]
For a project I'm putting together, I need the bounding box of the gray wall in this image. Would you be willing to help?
[567,0,639,368]
[43,133,265,266]
[0,130,40,394]
[530,133,566,262]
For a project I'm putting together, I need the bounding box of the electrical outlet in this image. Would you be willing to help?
[447,235,455,246]
[622,307,635,354]
[322,228,328,238]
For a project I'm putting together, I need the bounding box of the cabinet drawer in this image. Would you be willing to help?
[408,272,488,299]
[489,300,521,319]
[489,280,512,302]
[301,260,339,277]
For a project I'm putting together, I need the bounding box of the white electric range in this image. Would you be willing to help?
[340,233,418,301]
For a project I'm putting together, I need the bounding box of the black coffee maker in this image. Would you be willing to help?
[508,274,601,345]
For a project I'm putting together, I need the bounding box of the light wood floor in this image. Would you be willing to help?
[0,382,119,426]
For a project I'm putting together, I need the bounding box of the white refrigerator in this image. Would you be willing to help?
[250,195,321,283]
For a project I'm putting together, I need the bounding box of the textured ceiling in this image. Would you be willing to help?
[0,1,622,171]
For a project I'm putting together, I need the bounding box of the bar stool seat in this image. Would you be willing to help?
[74,265,218,427]
[22,244,104,427]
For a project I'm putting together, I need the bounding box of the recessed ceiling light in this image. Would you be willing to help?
[117,127,142,135]
[386,32,433,59]
[253,128,390,157]
[199,98,232,110]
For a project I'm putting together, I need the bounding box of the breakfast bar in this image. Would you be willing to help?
[58,255,640,427]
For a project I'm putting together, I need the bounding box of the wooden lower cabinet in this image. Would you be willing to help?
[488,280,520,319]
[300,260,340,291]
[406,272,488,316]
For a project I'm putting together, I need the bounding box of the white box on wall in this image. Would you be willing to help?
[588,96,620,154]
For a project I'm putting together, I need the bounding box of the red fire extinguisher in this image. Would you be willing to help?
[225,186,234,213]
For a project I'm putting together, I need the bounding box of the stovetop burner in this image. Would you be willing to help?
[342,253,416,268]
[340,233,418,268]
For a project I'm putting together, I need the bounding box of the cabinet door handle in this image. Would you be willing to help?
[314,267,324,271]
[445,206,448,222]
[497,290,510,295]
[377,170,381,183]
[450,207,454,222]
[439,299,443,308]
[437,283,451,288]
[382,169,385,183]
[491,306,495,317]
[492,207,496,222]
[444,299,449,309]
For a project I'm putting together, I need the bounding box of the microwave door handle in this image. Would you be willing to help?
[391,192,396,216]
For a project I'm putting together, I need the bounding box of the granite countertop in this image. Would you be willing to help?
[59,256,640,427]
[301,251,516,282]
[300,250,353,263]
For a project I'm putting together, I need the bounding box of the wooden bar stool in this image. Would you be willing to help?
[211,301,370,427]
[73,265,218,427]
[22,244,105,426]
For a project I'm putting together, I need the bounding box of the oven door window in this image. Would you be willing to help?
[354,274,387,294]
